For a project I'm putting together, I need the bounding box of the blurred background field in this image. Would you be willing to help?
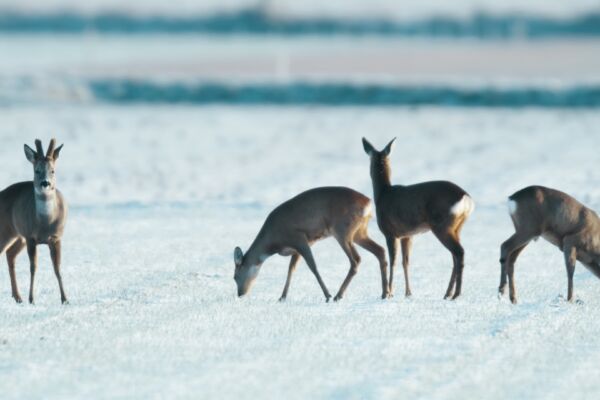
[0,0,599,106]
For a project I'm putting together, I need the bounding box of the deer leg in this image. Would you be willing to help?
[333,237,361,302]
[400,237,413,297]
[6,238,25,303]
[562,234,583,302]
[454,216,467,238]
[49,240,68,304]
[294,240,331,302]
[500,232,533,304]
[451,218,471,299]
[355,234,389,299]
[432,227,464,300]
[27,239,37,305]
[500,244,527,296]
[385,236,399,297]
[564,247,576,302]
[279,254,300,302]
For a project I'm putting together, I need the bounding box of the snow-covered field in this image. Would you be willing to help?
[1,0,598,395]
[1,106,600,399]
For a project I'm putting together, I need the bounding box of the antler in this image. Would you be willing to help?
[34,139,44,156]
[46,138,56,158]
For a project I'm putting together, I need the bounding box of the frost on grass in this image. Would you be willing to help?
[0,106,599,399]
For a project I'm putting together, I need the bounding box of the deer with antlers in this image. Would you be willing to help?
[1,139,68,304]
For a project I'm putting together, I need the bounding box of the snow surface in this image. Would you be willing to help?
[1,106,600,399]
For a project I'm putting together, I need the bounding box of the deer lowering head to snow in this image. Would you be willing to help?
[362,137,474,299]
[1,139,68,304]
[233,186,389,301]
[500,186,600,304]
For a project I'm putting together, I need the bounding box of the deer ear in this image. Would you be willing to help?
[382,137,396,156]
[24,145,37,164]
[362,137,376,156]
[53,144,64,160]
[234,247,244,267]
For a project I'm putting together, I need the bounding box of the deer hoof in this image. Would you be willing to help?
[278,296,286,303]
[62,299,70,305]
[333,295,342,302]
[510,296,518,305]
[13,295,22,304]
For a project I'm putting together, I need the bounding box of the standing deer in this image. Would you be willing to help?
[1,139,68,304]
[362,138,474,299]
[500,186,600,304]
[233,186,389,301]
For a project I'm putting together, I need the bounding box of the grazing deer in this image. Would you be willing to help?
[233,187,389,301]
[1,139,68,304]
[362,138,474,299]
[500,186,600,304]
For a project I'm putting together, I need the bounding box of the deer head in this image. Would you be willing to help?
[24,138,64,196]
[233,246,261,297]
[362,137,395,185]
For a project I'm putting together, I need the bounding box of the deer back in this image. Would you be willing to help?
[263,186,371,245]
[509,186,600,239]
[376,180,468,236]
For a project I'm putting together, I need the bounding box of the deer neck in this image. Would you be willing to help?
[245,233,273,267]
[35,191,58,221]
[371,162,392,203]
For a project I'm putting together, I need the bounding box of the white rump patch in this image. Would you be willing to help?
[363,201,373,218]
[450,195,475,217]
[507,200,518,216]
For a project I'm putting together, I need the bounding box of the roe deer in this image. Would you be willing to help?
[500,186,600,304]
[233,187,389,301]
[362,138,474,299]
[2,139,68,304]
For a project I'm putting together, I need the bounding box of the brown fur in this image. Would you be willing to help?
[233,186,389,301]
[3,139,68,304]
[500,185,600,304]
[363,137,474,299]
